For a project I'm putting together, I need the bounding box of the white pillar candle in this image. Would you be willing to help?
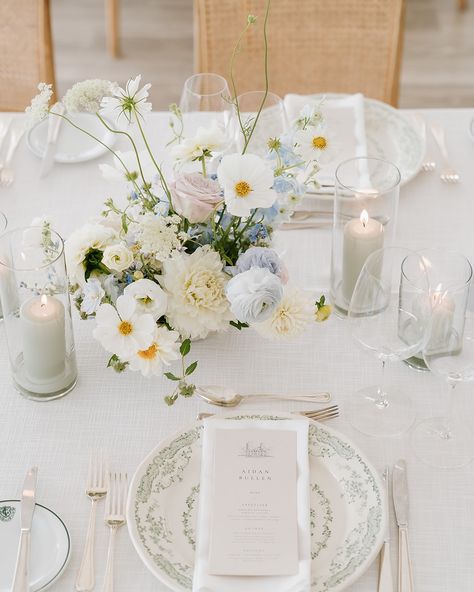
[342,209,384,303]
[20,294,66,382]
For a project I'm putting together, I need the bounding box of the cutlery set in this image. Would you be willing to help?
[75,458,128,592]
[422,120,460,183]
[195,385,331,407]
[197,404,339,422]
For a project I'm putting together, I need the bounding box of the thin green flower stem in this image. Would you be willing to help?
[50,112,146,200]
[201,156,207,178]
[216,203,227,227]
[242,0,271,154]
[133,110,172,204]
[235,209,257,239]
[95,113,155,202]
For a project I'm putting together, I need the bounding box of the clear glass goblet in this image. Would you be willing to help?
[411,252,473,468]
[347,247,430,437]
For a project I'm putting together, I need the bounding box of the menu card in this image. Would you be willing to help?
[208,428,298,576]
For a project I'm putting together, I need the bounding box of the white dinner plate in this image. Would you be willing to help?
[0,500,71,591]
[127,412,387,592]
[27,112,116,163]
[307,93,425,189]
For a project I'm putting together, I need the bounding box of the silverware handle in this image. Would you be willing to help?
[102,526,118,592]
[280,221,332,230]
[244,393,331,403]
[5,128,23,165]
[430,124,450,165]
[398,527,414,592]
[75,498,98,591]
[378,541,394,592]
[11,530,30,592]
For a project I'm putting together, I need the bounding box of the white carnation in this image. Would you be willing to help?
[102,243,134,272]
[63,79,116,113]
[159,246,232,339]
[253,286,313,339]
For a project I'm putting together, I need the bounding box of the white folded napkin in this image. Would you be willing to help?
[284,93,368,190]
[193,416,311,592]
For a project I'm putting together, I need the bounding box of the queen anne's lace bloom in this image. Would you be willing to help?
[63,79,116,113]
[136,214,184,261]
[25,83,53,128]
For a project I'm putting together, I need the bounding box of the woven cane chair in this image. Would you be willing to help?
[0,0,56,111]
[194,0,405,106]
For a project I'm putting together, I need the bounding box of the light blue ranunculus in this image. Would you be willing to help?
[235,246,283,276]
[226,267,283,324]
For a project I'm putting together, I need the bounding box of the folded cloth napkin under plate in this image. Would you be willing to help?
[192,416,311,592]
[284,93,368,196]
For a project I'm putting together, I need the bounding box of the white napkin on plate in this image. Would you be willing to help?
[284,93,368,190]
[192,416,311,592]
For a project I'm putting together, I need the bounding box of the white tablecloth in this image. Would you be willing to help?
[1,109,474,592]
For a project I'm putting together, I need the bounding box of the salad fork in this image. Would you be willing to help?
[102,472,128,592]
[76,456,108,591]
[430,122,460,183]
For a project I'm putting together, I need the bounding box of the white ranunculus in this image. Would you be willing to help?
[102,243,134,272]
[66,223,117,285]
[93,295,155,359]
[124,278,168,320]
[225,267,283,324]
[127,326,180,377]
[159,246,232,339]
[217,153,277,217]
[253,285,313,339]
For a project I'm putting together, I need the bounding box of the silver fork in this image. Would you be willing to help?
[430,122,460,183]
[76,457,108,592]
[0,124,24,187]
[196,404,339,422]
[102,472,128,592]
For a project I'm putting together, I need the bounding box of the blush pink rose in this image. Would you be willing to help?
[170,173,222,223]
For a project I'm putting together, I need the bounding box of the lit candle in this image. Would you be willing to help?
[342,209,384,303]
[20,294,66,382]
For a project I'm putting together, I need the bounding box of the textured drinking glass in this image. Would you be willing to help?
[348,247,430,437]
[411,252,473,468]
[0,211,7,320]
[232,91,288,156]
[0,226,78,401]
[331,157,400,316]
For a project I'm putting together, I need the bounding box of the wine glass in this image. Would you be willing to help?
[411,251,473,469]
[347,247,430,437]
[231,91,288,156]
[0,210,8,320]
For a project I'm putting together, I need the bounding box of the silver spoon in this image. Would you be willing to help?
[195,385,331,407]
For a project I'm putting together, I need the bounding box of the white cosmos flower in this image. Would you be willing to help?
[217,153,277,217]
[253,285,313,339]
[102,243,134,272]
[127,326,180,377]
[100,75,152,124]
[99,149,156,187]
[124,278,168,320]
[294,125,336,164]
[66,223,117,285]
[171,120,226,164]
[159,246,232,339]
[93,295,155,359]
[63,79,116,113]
[25,83,53,128]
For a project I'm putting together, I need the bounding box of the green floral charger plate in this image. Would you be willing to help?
[126,412,387,592]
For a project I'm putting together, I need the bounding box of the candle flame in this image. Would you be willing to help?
[360,209,369,227]
[40,294,48,307]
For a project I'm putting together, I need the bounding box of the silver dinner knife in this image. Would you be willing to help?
[393,459,414,592]
[378,466,394,592]
[11,467,38,592]
[40,102,65,178]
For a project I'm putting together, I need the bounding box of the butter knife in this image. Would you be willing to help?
[393,459,414,592]
[11,466,38,592]
[378,466,394,592]
[40,102,65,178]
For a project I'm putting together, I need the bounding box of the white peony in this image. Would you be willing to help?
[253,285,313,339]
[226,267,283,324]
[66,223,117,285]
[93,295,155,359]
[159,246,232,339]
[171,120,226,164]
[217,153,277,217]
[124,278,168,320]
[127,326,180,377]
[102,243,134,272]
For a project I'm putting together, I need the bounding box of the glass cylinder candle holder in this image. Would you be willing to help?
[0,226,78,401]
[0,211,8,320]
[330,157,400,316]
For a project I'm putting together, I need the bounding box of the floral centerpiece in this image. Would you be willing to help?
[26,5,332,404]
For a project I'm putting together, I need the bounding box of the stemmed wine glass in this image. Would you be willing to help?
[347,247,430,437]
[411,251,473,468]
